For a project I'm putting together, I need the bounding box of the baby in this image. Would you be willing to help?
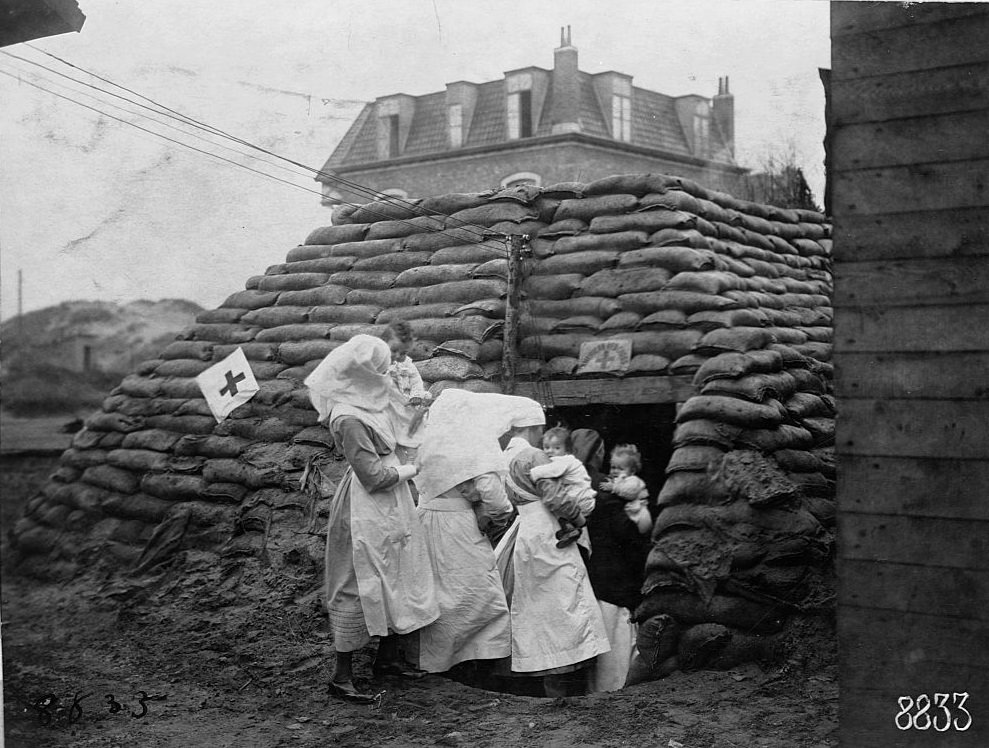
[601,444,652,535]
[529,426,597,548]
[380,320,431,466]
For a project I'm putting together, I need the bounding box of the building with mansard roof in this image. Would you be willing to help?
[317,28,745,205]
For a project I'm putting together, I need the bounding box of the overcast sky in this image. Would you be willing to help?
[0,0,831,320]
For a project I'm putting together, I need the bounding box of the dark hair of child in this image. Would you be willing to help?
[543,426,573,452]
[383,319,414,344]
[611,444,642,473]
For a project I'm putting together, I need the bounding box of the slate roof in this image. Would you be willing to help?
[324,69,733,171]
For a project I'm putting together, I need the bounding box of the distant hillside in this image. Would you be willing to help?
[2,299,203,415]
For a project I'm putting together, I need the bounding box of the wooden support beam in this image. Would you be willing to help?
[513,375,695,406]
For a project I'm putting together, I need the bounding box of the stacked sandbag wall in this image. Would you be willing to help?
[11,174,833,640]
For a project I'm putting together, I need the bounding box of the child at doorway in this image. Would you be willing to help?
[529,426,597,548]
[600,444,652,535]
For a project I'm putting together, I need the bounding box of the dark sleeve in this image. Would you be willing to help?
[334,418,399,493]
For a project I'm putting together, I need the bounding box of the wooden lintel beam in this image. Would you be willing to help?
[513,375,696,406]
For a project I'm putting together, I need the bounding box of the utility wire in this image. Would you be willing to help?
[8,46,509,248]
[0,63,509,259]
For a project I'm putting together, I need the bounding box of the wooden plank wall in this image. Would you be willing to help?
[832,3,989,745]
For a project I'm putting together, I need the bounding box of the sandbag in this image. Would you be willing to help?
[346,287,420,307]
[666,446,726,474]
[394,264,478,287]
[377,303,461,324]
[792,342,832,362]
[86,412,146,433]
[329,270,398,290]
[672,420,743,450]
[82,465,140,494]
[325,237,404,260]
[625,353,672,374]
[211,342,280,362]
[772,449,824,473]
[553,316,602,334]
[473,258,509,279]
[352,250,432,272]
[611,330,702,358]
[802,417,835,447]
[240,307,310,328]
[541,356,578,377]
[686,308,769,332]
[328,323,386,341]
[106,449,170,473]
[282,256,359,275]
[647,228,710,249]
[365,214,446,241]
[433,339,503,363]
[539,218,586,237]
[448,202,540,227]
[693,327,776,356]
[634,613,681,673]
[401,227,485,252]
[521,274,584,300]
[453,299,506,319]
[419,192,492,215]
[410,316,500,344]
[160,341,214,361]
[550,230,648,255]
[763,327,809,346]
[713,450,801,507]
[656,471,730,507]
[701,371,797,403]
[418,279,508,305]
[202,459,284,489]
[665,271,741,295]
[195,308,246,324]
[692,350,784,385]
[144,414,216,435]
[553,194,639,222]
[307,305,381,324]
[221,289,281,310]
[583,173,685,197]
[618,291,738,315]
[157,378,204,399]
[789,368,827,394]
[634,591,786,634]
[636,309,688,330]
[278,340,343,365]
[668,353,708,375]
[617,246,716,273]
[784,392,831,419]
[676,396,785,429]
[589,209,695,235]
[274,285,350,307]
[172,433,252,458]
[139,473,207,501]
[677,624,733,671]
[255,324,335,343]
[733,425,815,452]
[303,223,370,246]
[415,356,486,382]
[531,250,619,276]
[430,244,508,265]
[256,273,330,293]
[639,190,701,214]
[102,493,173,524]
[577,267,672,297]
[215,417,297,442]
[600,311,644,331]
[529,297,621,319]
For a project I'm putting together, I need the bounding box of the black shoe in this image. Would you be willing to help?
[372,660,428,680]
[327,680,375,703]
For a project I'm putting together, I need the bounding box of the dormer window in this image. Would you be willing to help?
[448,103,463,148]
[693,101,710,156]
[612,78,632,142]
[507,73,533,140]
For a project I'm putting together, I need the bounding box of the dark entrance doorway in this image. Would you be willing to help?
[545,402,677,503]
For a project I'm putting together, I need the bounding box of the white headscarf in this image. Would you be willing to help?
[415,389,545,501]
[304,334,414,449]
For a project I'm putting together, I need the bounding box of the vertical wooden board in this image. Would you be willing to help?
[834,257,989,307]
[837,398,989,458]
[831,207,989,262]
[832,158,989,216]
[839,513,989,569]
[831,13,989,81]
[838,456,989,520]
[833,111,989,171]
[832,1,989,37]
[836,352,989,399]
[830,62,989,125]
[840,559,989,620]
[834,304,989,352]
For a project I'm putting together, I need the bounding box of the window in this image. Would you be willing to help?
[693,102,710,156]
[612,78,632,142]
[381,188,408,199]
[321,182,343,205]
[501,172,542,188]
[387,114,400,158]
[448,103,463,148]
[506,73,533,140]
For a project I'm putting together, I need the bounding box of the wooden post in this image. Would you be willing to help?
[501,234,526,395]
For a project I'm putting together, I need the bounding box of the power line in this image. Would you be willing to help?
[0,64,509,258]
[7,46,508,248]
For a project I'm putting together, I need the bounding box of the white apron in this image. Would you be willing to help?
[347,451,438,636]
[416,494,512,672]
[508,501,611,673]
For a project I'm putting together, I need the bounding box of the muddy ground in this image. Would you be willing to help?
[2,455,838,748]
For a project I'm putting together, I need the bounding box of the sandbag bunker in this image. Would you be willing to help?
[12,172,834,683]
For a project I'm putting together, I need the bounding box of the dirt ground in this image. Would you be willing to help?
[2,455,838,748]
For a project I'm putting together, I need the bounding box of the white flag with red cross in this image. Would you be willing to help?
[195,347,260,423]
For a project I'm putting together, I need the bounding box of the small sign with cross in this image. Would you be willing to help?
[195,347,260,422]
[576,338,632,376]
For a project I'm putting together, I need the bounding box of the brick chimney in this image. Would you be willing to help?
[550,25,580,134]
[712,75,735,158]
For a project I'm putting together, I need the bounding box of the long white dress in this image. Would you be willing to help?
[416,473,513,673]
